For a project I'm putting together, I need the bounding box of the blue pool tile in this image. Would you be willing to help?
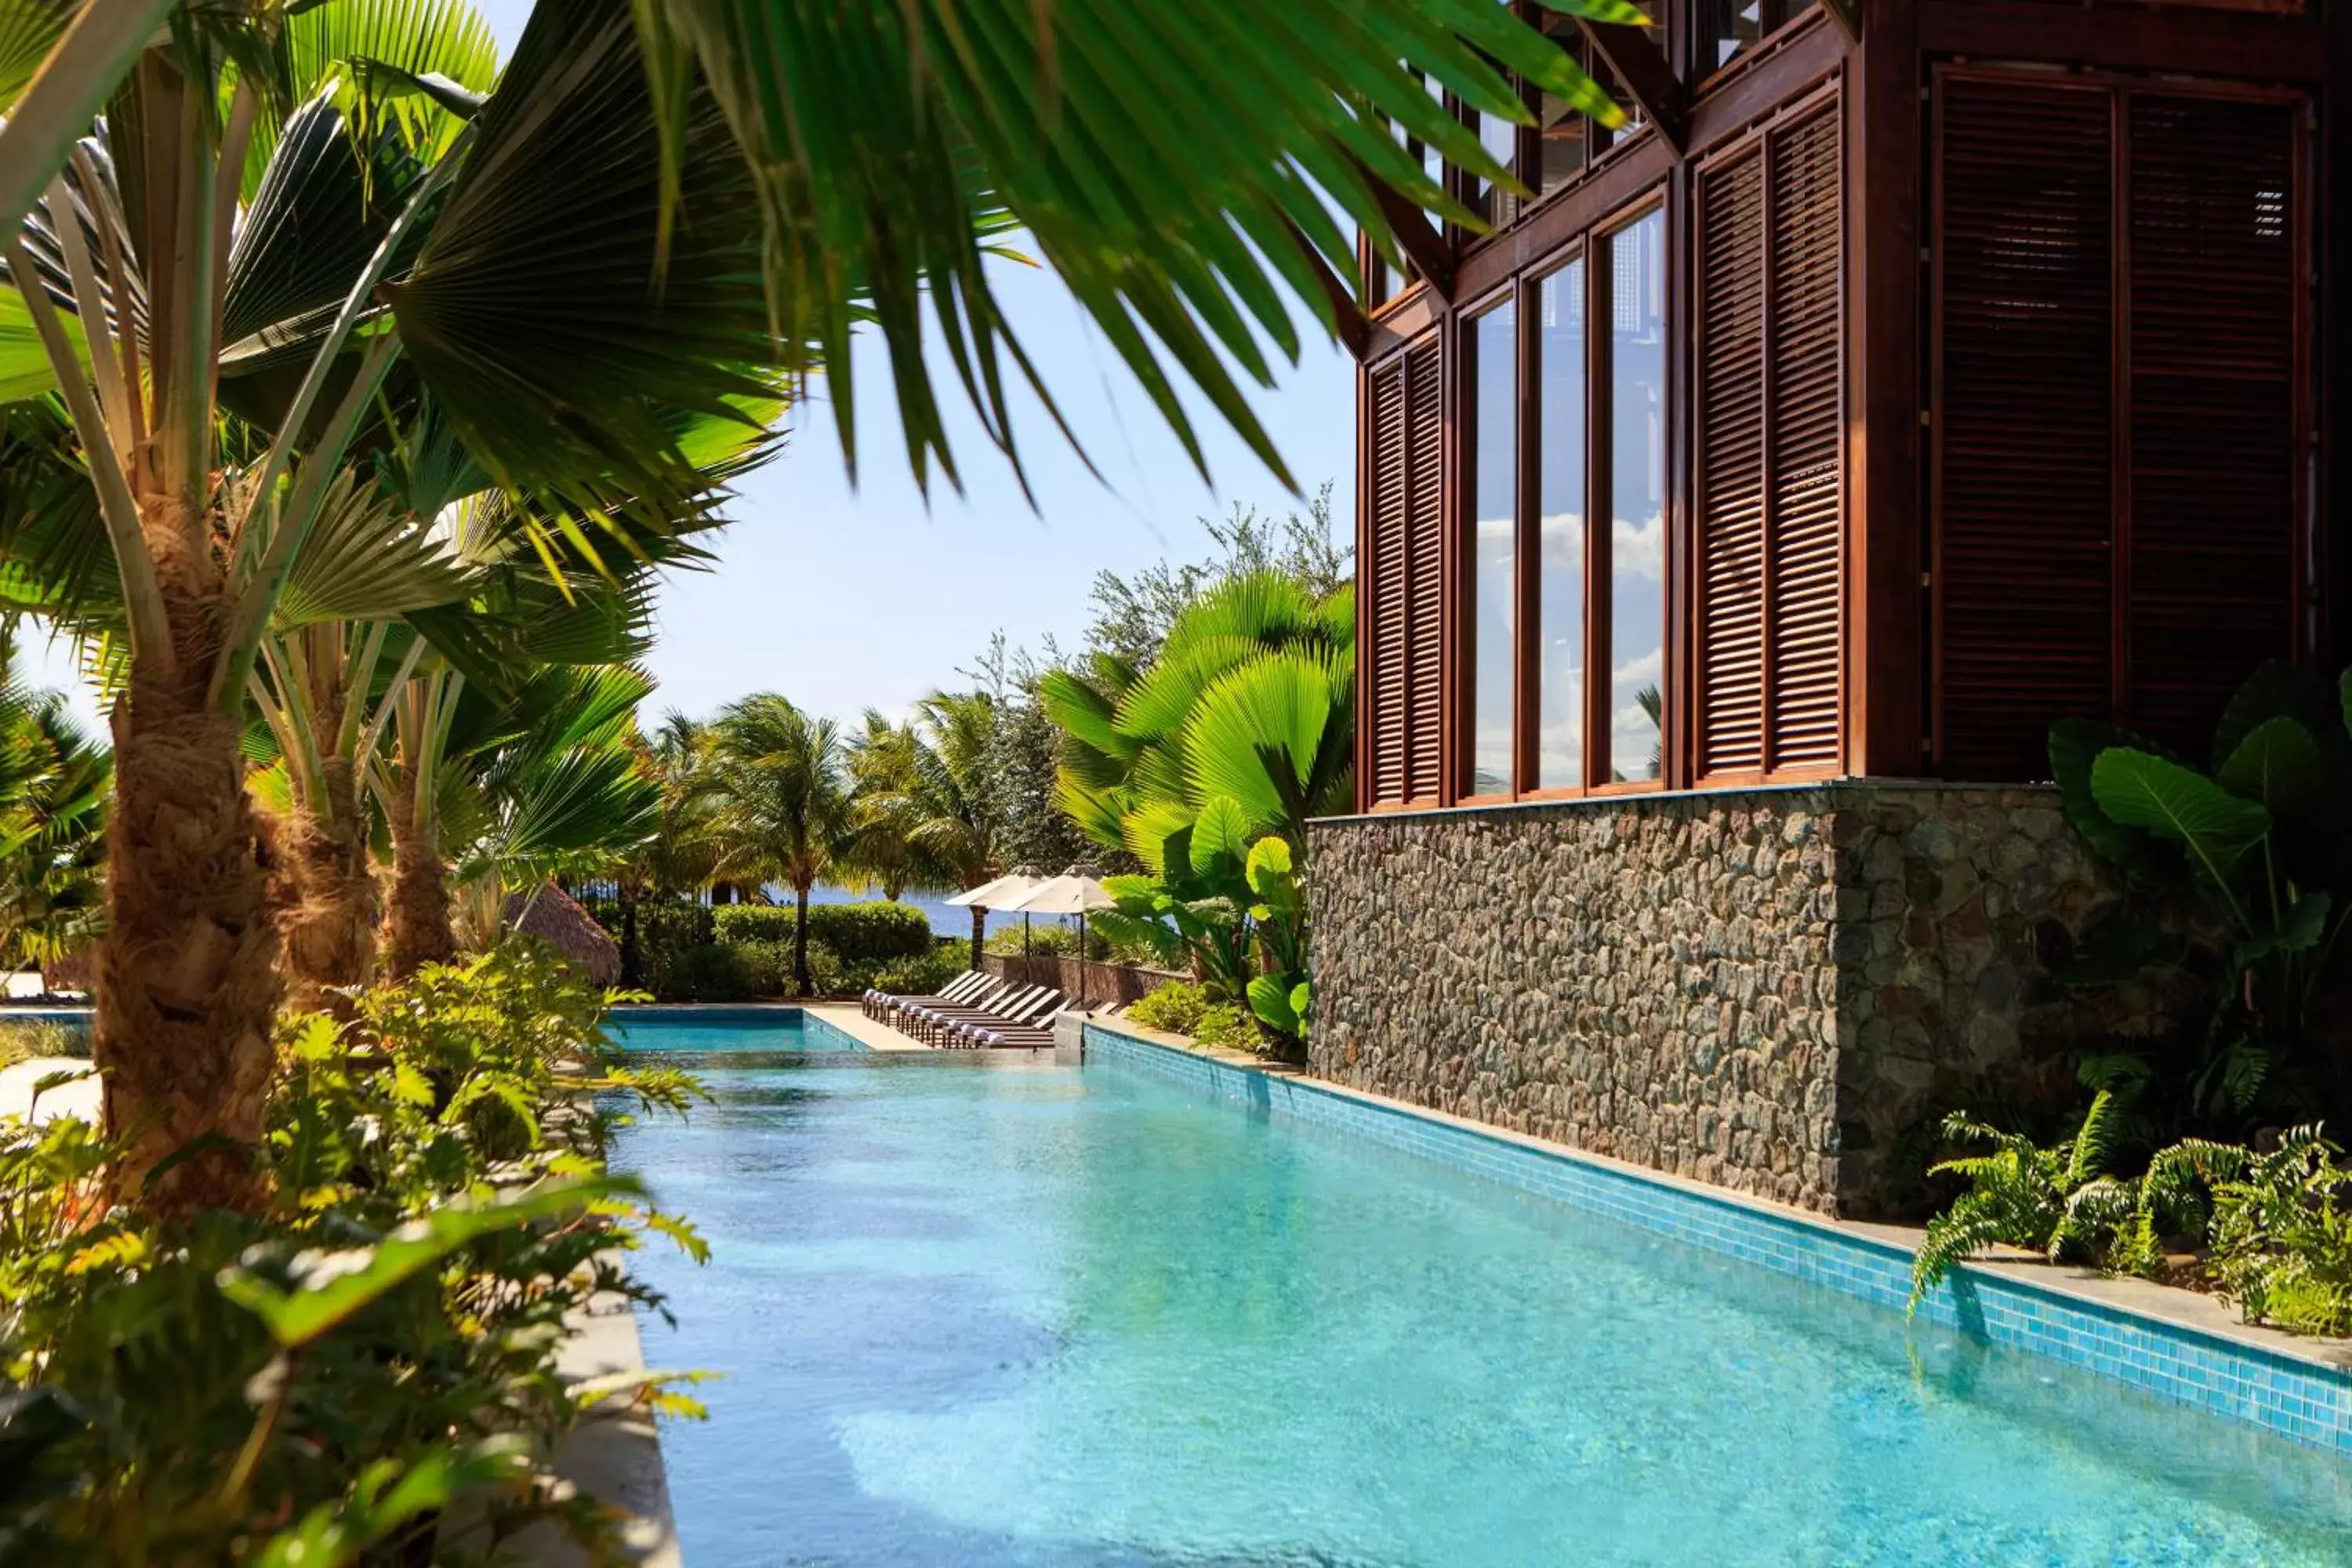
[1083,1020,2352,1457]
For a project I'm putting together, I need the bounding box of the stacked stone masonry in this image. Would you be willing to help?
[1307,784,2199,1218]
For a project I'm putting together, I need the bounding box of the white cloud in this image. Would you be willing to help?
[1613,510,1664,583]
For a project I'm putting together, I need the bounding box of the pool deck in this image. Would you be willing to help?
[803,1001,929,1051]
[1083,1017,2352,1384]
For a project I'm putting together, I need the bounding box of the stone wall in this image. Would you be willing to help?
[1308,784,2198,1218]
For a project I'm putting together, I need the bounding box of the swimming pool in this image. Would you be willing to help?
[607,1006,867,1054]
[614,1059,2352,1566]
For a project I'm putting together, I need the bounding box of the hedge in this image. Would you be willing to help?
[711,900,935,960]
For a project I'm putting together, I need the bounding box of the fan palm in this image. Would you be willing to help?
[708,695,852,997]
[3,0,1626,1206]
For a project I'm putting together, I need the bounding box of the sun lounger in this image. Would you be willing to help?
[885,978,1023,1035]
[939,988,1069,1048]
[862,969,988,1020]
[904,984,1054,1044]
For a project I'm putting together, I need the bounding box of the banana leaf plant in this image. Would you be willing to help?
[2050,662,2352,1121]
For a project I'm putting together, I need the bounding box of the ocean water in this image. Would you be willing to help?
[614,1061,2352,1567]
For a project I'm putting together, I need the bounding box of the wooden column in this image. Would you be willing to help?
[1845,0,1923,778]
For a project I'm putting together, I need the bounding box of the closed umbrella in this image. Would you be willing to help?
[1001,869,1116,1006]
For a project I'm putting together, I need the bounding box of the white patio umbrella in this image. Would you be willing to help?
[1001,870,1116,1005]
[943,872,1042,967]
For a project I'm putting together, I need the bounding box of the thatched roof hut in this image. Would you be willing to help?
[502,883,621,986]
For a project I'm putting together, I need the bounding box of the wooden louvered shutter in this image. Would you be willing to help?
[1766,106,1843,769]
[1934,76,2114,781]
[2125,95,2300,753]
[1363,336,1446,808]
[1404,342,1446,803]
[1367,355,1411,807]
[1696,149,1767,778]
[1694,99,1842,782]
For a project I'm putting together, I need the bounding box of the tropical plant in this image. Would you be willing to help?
[1908,1091,2172,1303]
[0,946,704,1560]
[436,663,663,957]
[0,673,107,972]
[1083,485,1349,669]
[2049,662,2352,1124]
[5,0,1628,1206]
[2156,1124,2352,1338]
[707,695,855,997]
[1045,569,1351,1058]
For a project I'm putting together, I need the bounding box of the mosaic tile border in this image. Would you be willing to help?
[1083,1020,2352,1456]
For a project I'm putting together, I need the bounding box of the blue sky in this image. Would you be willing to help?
[19,2,1355,733]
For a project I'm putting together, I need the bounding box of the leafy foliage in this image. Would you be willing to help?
[1910,1093,2170,1303]
[0,666,105,971]
[713,900,933,962]
[2170,1127,2352,1338]
[1125,981,1254,1049]
[0,948,705,1562]
[2049,662,2352,1124]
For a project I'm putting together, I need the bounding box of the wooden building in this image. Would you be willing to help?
[1352,0,2347,811]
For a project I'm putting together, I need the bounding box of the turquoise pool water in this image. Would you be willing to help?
[608,1007,866,1054]
[614,1061,2352,1566]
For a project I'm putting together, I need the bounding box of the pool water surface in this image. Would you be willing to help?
[613,1060,2352,1566]
[608,1007,866,1054]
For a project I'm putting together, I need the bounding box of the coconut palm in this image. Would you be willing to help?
[0,670,107,972]
[841,713,926,902]
[707,695,852,997]
[440,662,662,955]
[843,692,1004,964]
[3,0,1620,1205]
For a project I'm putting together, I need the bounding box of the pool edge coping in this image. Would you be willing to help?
[1080,1016,2352,1454]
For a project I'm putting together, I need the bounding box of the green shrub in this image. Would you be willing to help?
[712,901,932,961]
[0,949,704,1560]
[1910,1092,2172,1304]
[0,1017,85,1068]
[1127,980,1209,1036]
[1192,1003,1255,1048]
[655,941,757,1002]
[2175,1126,2352,1337]
[873,947,964,995]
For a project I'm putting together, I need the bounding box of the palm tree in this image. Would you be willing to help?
[1044,569,1356,862]
[841,712,925,901]
[441,663,662,954]
[2,0,1618,1206]
[0,673,108,974]
[708,695,852,997]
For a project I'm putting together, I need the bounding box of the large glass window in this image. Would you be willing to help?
[1534,259,1586,790]
[1469,299,1518,797]
[1606,210,1666,783]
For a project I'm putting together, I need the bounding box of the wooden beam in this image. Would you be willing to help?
[1820,0,1860,45]
[1362,171,1457,299]
[1578,20,1687,154]
[1286,220,1371,361]
[1918,0,2325,82]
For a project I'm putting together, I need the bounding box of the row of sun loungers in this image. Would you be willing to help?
[858,971,1075,1049]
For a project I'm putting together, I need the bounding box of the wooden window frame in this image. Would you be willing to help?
[1445,187,1672,805]
[1518,245,1591,803]
[1454,281,1524,805]
[1588,191,1675,797]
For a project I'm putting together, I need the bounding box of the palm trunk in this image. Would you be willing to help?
[619,884,641,988]
[970,905,985,971]
[384,771,456,978]
[96,605,281,1214]
[279,756,376,1016]
[793,882,812,997]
